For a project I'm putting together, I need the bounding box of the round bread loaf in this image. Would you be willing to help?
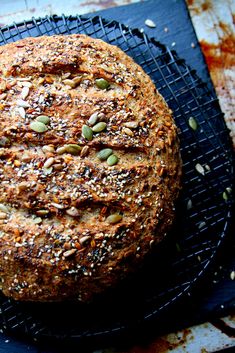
[0,34,181,302]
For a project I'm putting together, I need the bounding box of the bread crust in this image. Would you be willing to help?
[0,34,181,301]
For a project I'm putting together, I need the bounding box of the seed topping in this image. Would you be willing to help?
[29,121,48,133]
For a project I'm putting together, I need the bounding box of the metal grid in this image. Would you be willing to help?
[0,15,233,342]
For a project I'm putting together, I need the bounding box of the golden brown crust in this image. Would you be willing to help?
[0,34,182,302]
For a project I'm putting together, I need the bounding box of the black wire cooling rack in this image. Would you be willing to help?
[0,15,234,343]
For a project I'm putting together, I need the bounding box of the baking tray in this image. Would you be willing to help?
[0,15,233,344]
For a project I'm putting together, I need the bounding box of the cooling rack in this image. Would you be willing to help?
[0,15,233,344]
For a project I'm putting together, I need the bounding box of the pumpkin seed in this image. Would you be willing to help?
[123,121,138,129]
[188,117,198,131]
[222,191,228,201]
[95,78,110,90]
[36,115,50,125]
[107,154,118,166]
[226,187,232,194]
[82,125,93,141]
[230,271,235,280]
[92,122,107,133]
[66,207,80,217]
[0,204,9,213]
[97,148,113,160]
[175,243,181,252]
[145,19,156,28]
[0,136,11,147]
[106,214,122,224]
[65,144,82,155]
[29,121,48,133]
[88,112,99,126]
[56,146,67,155]
[195,163,205,175]
[43,157,54,168]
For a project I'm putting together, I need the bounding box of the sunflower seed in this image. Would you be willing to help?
[80,145,89,157]
[63,249,77,258]
[43,157,54,168]
[36,209,49,216]
[97,148,113,160]
[63,79,76,88]
[66,207,80,217]
[79,235,91,246]
[95,78,110,89]
[0,204,9,213]
[92,122,107,133]
[43,167,53,175]
[16,99,30,108]
[42,145,55,153]
[17,77,32,82]
[198,221,206,229]
[123,121,138,129]
[21,86,30,100]
[0,93,7,100]
[21,153,31,162]
[145,19,156,28]
[187,199,193,210]
[0,212,7,219]
[106,214,122,224]
[36,115,50,125]
[188,117,198,131]
[51,202,65,209]
[82,125,93,141]
[21,81,32,88]
[72,76,82,85]
[33,217,42,224]
[123,127,134,136]
[0,136,11,147]
[107,154,118,166]
[18,107,26,119]
[29,121,48,133]
[0,81,6,91]
[62,72,71,79]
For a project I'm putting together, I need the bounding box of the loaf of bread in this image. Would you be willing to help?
[0,34,181,302]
